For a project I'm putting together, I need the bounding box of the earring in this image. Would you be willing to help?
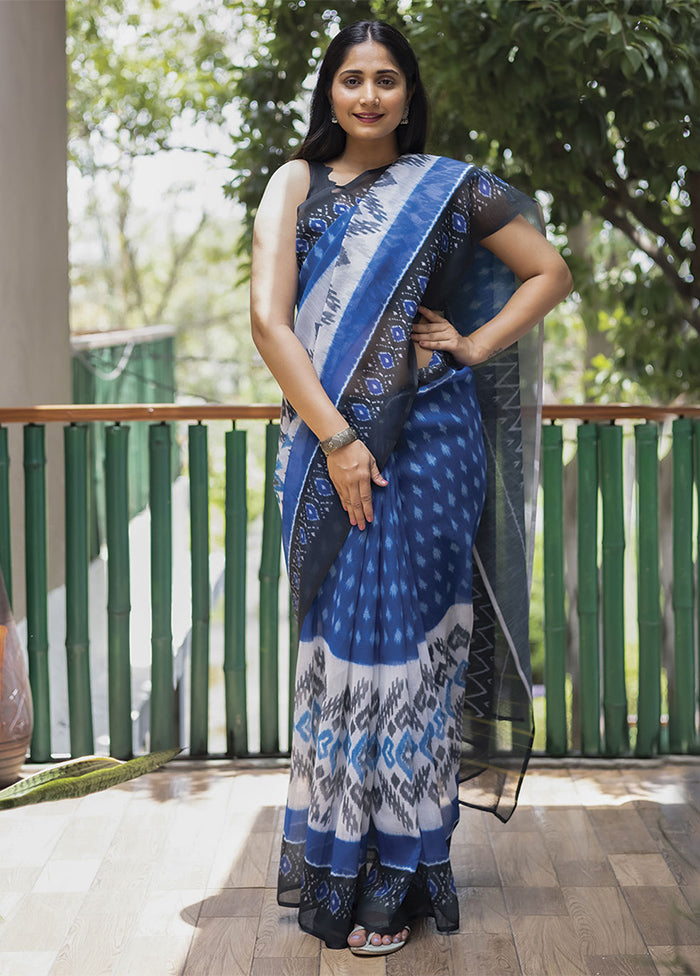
[330,106,338,124]
[400,106,409,125]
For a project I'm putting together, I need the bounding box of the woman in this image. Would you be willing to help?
[251,20,571,955]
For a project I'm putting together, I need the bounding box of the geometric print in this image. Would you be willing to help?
[278,369,487,948]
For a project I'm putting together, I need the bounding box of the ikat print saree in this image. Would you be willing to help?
[273,154,543,946]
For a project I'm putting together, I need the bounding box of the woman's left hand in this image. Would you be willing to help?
[410,307,477,366]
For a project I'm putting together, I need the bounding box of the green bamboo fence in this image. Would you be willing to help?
[0,402,697,763]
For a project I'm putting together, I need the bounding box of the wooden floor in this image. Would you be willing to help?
[0,760,698,976]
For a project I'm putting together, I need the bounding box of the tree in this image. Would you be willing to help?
[67,0,241,333]
[225,0,700,400]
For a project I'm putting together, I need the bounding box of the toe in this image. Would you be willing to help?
[348,928,366,946]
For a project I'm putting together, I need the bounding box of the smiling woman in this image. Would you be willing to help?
[249,18,571,958]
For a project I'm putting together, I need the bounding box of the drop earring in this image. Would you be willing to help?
[400,106,409,125]
[330,106,338,124]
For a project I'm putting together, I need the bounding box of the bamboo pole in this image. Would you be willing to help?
[23,425,50,761]
[224,426,248,757]
[670,418,695,752]
[149,423,175,751]
[634,422,661,757]
[542,423,567,755]
[105,424,132,759]
[599,423,628,756]
[188,423,210,757]
[576,423,600,755]
[64,424,94,757]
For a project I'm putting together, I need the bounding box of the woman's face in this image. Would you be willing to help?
[329,40,410,146]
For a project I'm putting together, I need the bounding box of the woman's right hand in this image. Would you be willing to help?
[326,440,388,530]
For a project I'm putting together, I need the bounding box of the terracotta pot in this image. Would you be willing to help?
[0,570,33,786]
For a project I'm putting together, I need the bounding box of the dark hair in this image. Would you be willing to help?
[292,20,429,162]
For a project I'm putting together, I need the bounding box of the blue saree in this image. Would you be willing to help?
[274,154,542,947]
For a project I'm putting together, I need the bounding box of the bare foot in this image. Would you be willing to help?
[347,926,410,948]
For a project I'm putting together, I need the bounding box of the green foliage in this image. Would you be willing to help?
[67,0,236,171]
[225,0,700,400]
[0,749,181,810]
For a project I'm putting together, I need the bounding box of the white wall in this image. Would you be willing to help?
[0,1,71,614]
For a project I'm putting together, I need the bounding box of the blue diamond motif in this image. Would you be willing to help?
[396,731,415,779]
[330,889,341,914]
[309,218,327,232]
[314,477,333,496]
[379,352,394,369]
[295,710,312,742]
[317,729,333,758]
[316,881,329,901]
[351,403,371,422]
[452,212,467,233]
[479,175,492,197]
[403,299,418,317]
[280,854,292,876]
[295,238,309,253]
[305,503,319,521]
[382,737,395,767]
[366,377,383,395]
[391,326,405,342]
[333,202,349,214]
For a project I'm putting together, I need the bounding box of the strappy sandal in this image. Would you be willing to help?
[348,923,411,956]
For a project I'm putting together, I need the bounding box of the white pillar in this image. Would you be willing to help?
[0,1,70,612]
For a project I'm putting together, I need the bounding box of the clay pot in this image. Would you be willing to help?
[0,569,33,786]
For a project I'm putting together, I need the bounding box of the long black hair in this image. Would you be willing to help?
[292,20,429,162]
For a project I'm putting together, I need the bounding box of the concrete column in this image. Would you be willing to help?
[0,1,70,614]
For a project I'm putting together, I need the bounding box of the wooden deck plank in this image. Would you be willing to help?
[648,944,700,975]
[510,915,588,976]
[0,893,86,952]
[562,887,647,955]
[456,886,512,934]
[583,954,656,975]
[585,808,658,855]
[0,761,698,976]
[607,853,678,887]
[180,916,258,976]
[249,959,320,976]
[0,951,58,976]
[254,889,320,959]
[449,842,502,887]
[622,885,700,947]
[319,945,386,975]
[48,910,138,976]
[386,923,452,976]
[450,933,521,976]
[489,831,559,887]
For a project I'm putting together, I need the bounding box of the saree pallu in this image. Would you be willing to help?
[273,154,542,947]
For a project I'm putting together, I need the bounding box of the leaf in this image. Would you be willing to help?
[608,12,623,36]
[0,749,181,810]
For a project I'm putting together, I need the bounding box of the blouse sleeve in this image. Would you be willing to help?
[468,168,530,244]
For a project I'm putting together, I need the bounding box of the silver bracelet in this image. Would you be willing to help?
[319,426,358,457]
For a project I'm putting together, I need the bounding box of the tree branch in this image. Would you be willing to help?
[600,203,700,333]
[152,212,209,324]
[585,166,688,268]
